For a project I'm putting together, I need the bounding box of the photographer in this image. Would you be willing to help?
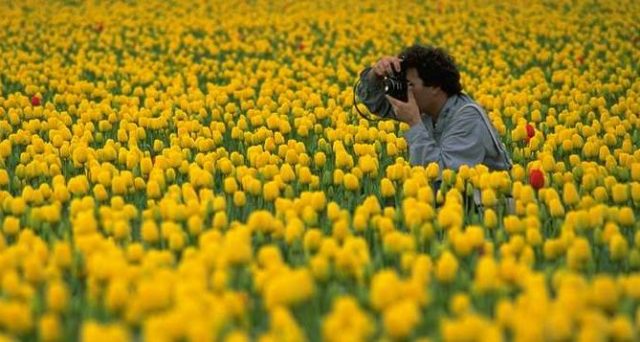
[356,45,513,175]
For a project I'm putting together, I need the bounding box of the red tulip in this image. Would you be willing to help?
[526,124,535,139]
[31,96,41,106]
[529,169,544,190]
[94,22,104,33]
[298,43,305,51]
[525,123,535,144]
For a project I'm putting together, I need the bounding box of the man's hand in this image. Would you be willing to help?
[385,91,422,127]
[372,56,403,78]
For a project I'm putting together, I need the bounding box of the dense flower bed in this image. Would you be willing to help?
[0,0,639,340]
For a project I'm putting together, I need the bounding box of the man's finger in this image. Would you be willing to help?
[385,94,400,106]
[384,62,394,75]
[374,65,384,76]
[393,60,401,72]
[407,90,416,103]
[378,61,387,74]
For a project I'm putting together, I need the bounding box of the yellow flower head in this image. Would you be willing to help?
[343,173,360,191]
[436,251,459,283]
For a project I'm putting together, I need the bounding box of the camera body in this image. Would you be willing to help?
[383,58,408,102]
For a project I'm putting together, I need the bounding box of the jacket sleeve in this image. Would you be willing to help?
[403,107,486,170]
[355,67,395,119]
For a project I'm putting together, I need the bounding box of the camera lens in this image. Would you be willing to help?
[383,78,397,93]
[384,78,407,101]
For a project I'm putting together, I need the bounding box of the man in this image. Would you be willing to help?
[356,44,512,173]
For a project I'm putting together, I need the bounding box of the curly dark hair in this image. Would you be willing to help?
[399,45,462,96]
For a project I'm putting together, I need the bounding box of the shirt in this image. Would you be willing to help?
[356,66,513,172]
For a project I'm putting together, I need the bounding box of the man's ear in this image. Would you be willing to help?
[433,85,446,95]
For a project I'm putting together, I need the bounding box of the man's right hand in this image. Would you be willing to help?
[372,56,403,78]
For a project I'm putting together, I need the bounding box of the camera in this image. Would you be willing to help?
[383,58,408,102]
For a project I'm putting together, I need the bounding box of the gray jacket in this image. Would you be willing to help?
[356,67,513,172]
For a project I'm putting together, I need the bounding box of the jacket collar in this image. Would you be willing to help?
[433,94,461,128]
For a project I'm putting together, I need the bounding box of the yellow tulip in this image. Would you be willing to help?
[39,313,61,342]
[380,178,396,198]
[609,234,629,261]
[343,173,360,191]
[44,281,67,314]
[233,191,246,207]
[562,182,580,206]
[612,184,629,203]
[383,299,420,340]
[263,181,280,202]
[3,216,20,236]
[370,270,401,311]
[435,251,458,283]
[474,256,500,292]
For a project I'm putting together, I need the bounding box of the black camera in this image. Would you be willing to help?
[383,58,408,102]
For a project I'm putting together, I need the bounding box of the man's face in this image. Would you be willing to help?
[406,68,436,114]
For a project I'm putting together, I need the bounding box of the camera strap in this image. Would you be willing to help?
[352,79,396,122]
[455,103,514,170]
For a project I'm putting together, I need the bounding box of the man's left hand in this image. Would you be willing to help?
[385,91,421,127]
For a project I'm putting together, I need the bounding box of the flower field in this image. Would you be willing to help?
[1,0,639,340]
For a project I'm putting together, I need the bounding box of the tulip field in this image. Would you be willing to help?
[1,0,640,340]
